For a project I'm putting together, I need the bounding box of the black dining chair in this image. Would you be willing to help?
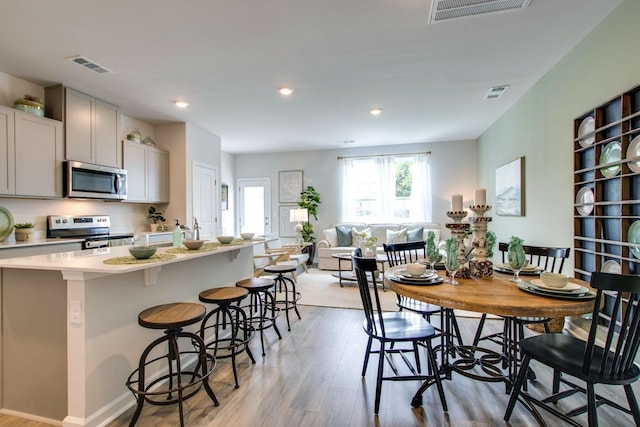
[383,241,463,348]
[504,271,640,426]
[473,243,571,349]
[352,251,447,415]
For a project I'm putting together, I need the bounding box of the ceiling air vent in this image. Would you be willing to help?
[66,55,113,74]
[485,85,509,99]
[429,0,532,24]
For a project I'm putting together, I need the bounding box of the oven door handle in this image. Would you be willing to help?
[85,239,109,249]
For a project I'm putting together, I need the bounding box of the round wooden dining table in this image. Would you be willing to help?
[384,265,596,407]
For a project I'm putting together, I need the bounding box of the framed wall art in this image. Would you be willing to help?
[495,156,525,216]
[278,205,298,237]
[278,170,303,203]
[221,184,229,210]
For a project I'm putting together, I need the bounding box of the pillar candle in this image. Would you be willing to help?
[474,188,486,206]
[451,194,463,211]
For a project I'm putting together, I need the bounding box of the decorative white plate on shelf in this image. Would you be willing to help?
[578,116,596,148]
[575,186,595,216]
[600,140,622,178]
[529,279,583,292]
[601,260,622,274]
[0,205,15,242]
[627,135,640,173]
[628,220,640,259]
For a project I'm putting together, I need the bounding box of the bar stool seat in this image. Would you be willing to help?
[236,277,281,356]
[199,287,255,389]
[263,264,301,331]
[126,302,219,426]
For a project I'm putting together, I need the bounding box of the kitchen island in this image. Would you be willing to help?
[0,241,255,427]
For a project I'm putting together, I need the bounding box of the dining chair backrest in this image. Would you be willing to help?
[352,252,386,337]
[585,272,640,377]
[498,242,570,273]
[383,241,426,268]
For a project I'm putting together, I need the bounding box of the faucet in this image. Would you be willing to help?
[193,217,200,240]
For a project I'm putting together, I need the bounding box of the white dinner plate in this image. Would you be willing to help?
[578,116,596,148]
[529,279,583,292]
[627,135,640,173]
[602,260,621,274]
[600,140,621,178]
[628,220,640,259]
[575,186,595,216]
[0,205,15,242]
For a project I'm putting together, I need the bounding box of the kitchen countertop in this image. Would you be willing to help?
[0,240,255,275]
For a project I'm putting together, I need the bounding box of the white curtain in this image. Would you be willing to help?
[339,153,432,223]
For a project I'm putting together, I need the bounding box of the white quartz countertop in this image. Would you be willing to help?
[0,238,85,249]
[0,241,255,275]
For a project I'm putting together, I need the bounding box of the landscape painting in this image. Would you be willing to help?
[495,157,525,216]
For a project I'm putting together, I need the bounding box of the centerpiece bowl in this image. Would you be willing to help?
[183,239,205,250]
[217,236,234,244]
[240,232,255,240]
[129,246,157,260]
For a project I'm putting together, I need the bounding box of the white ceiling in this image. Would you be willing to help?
[0,0,621,154]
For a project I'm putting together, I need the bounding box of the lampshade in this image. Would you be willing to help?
[289,208,308,223]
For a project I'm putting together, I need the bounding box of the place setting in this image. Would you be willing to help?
[387,263,444,286]
[517,272,596,300]
[494,261,543,276]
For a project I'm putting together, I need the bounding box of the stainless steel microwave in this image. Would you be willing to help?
[64,161,127,200]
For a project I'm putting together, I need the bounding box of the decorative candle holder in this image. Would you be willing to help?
[446,210,470,278]
[468,204,493,277]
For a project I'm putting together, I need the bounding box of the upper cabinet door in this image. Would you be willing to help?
[94,98,120,168]
[65,88,93,163]
[0,106,15,195]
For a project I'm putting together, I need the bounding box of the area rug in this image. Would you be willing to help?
[296,268,489,318]
[297,268,397,311]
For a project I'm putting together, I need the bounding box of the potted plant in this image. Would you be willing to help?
[147,206,166,232]
[298,185,321,265]
[14,223,34,241]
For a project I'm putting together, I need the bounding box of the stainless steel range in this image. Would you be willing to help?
[47,215,134,249]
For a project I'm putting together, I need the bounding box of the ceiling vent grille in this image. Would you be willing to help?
[485,85,509,99]
[429,0,532,24]
[66,56,113,74]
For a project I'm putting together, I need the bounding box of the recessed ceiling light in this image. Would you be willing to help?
[279,87,294,96]
[370,108,382,116]
[174,100,190,108]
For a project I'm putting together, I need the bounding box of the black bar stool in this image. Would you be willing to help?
[198,287,255,389]
[236,277,281,356]
[263,264,301,331]
[126,302,219,426]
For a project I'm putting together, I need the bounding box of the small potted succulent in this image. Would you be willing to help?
[14,223,35,241]
[147,206,166,232]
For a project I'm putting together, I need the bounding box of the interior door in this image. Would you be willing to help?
[192,162,218,240]
[238,178,270,236]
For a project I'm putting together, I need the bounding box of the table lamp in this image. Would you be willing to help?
[289,208,309,244]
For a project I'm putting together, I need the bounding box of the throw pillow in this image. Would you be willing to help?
[386,228,408,244]
[351,227,371,247]
[336,226,353,246]
[407,227,424,242]
[323,228,338,247]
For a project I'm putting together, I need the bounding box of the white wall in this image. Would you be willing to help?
[477,0,639,273]
[221,151,235,234]
[233,139,478,241]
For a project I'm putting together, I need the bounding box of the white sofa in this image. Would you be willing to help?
[317,222,443,270]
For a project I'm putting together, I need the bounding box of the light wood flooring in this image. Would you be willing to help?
[2,305,638,426]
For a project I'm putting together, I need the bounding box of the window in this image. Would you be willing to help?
[340,154,431,223]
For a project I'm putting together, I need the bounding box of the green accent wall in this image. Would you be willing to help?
[477,0,640,273]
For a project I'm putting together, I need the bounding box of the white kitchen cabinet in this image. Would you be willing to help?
[123,140,169,203]
[45,85,121,168]
[0,105,63,197]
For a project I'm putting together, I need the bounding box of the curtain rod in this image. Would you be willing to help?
[337,151,431,160]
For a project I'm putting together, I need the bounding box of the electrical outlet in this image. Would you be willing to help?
[70,300,82,325]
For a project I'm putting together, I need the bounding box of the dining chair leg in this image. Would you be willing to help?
[362,337,373,377]
[413,342,422,374]
[374,341,386,415]
[552,369,561,394]
[426,340,448,411]
[586,382,598,427]
[503,354,531,421]
[624,384,640,426]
